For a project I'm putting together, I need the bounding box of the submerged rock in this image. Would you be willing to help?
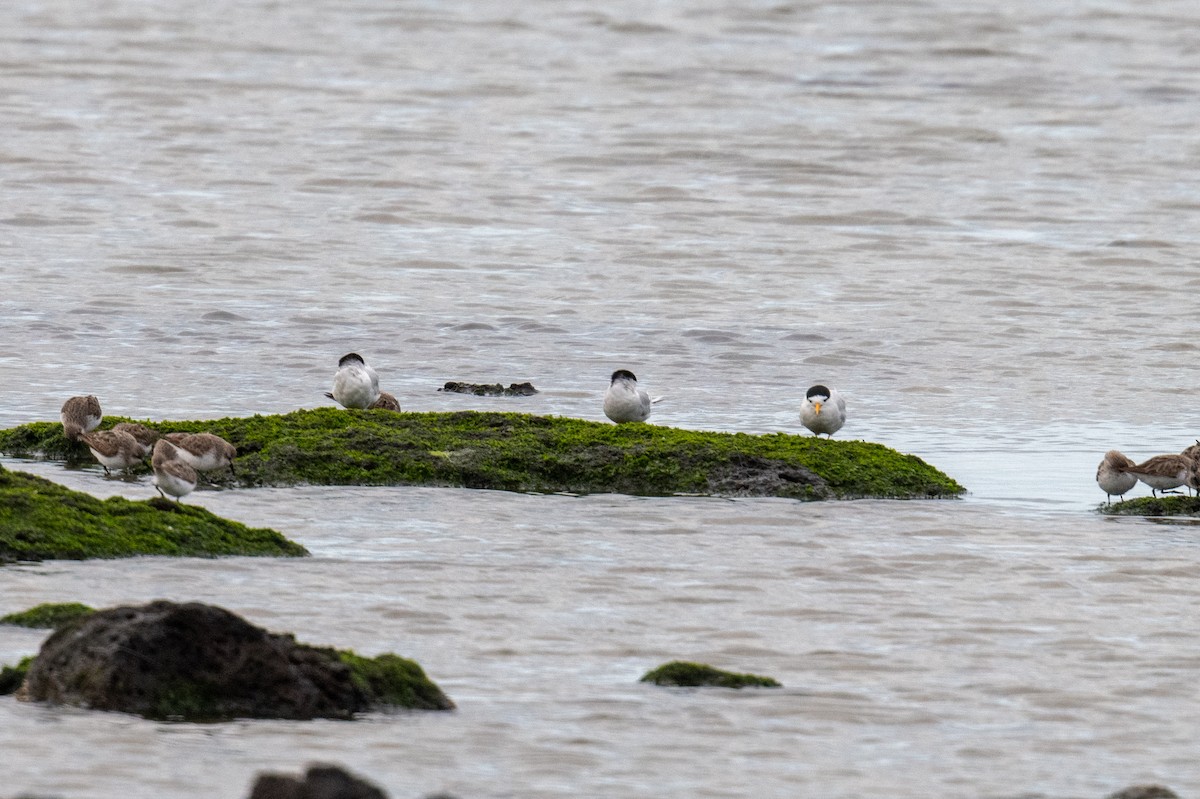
[247,765,388,799]
[16,600,453,721]
[0,410,965,501]
[439,380,539,397]
[640,660,781,689]
[1105,787,1179,799]
[0,463,306,562]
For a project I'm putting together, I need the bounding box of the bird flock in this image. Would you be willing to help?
[1096,445,1200,504]
[55,354,848,504]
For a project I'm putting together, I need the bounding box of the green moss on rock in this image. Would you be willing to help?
[339,650,456,711]
[0,410,964,500]
[1,602,94,629]
[0,655,34,695]
[1100,496,1200,517]
[0,464,307,562]
[640,660,782,689]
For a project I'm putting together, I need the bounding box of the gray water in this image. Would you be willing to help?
[3,1,1200,797]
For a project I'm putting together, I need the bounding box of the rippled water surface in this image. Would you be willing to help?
[3,1,1200,797]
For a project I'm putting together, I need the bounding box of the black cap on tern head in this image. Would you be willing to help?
[806,385,831,401]
[611,369,638,383]
[338,353,366,367]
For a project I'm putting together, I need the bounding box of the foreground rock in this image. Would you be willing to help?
[640,660,781,688]
[14,600,453,721]
[0,464,306,562]
[0,409,964,501]
[1101,496,1200,517]
[1105,787,1179,799]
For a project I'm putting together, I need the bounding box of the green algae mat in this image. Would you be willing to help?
[0,464,307,562]
[1100,496,1200,517]
[0,408,963,501]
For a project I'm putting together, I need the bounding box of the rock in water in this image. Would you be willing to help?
[17,600,452,720]
[247,764,389,799]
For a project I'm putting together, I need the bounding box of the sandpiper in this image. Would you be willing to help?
[112,422,159,459]
[1095,450,1138,503]
[603,369,660,424]
[800,384,846,437]
[1127,454,1194,498]
[78,429,144,476]
[369,391,401,412]
[325,352,380,409]
[162,432,236,476]
[60,395,102,440]
[151,439,198,503]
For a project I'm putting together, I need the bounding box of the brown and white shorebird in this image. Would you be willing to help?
[1181,440,1200,463]
[60,395,102,440]
[369,391,401,412]
[151,439,198,503]
[162,432,237,476]
[1126,454,1195,498]
[1095,450,1138,504]
[78,429,144,476]
[111,422,159,459]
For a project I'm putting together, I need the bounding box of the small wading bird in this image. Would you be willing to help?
[325,352,381,409]
[800,384,846,437]
[603,370,662,424]
[112,422,159,459]
[151,439,198,503]
[163,432,237,477]
[60,395,102,440]
[369,391,401,412]
[1126,453,1195,498]
[1095,450,1138,504]
[78,429,144,476]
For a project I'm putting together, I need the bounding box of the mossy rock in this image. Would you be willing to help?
[1,602,94,629]
[640,660,782,689]
[1100,496,1200,517]
[10,600,453,721]
[0,463,307,562]
[0,409,964,500]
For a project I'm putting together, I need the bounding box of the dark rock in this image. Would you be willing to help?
[439,381,538,397]
[705,453,831,500]
[247,765,388,799]
[1105,787,1179,799]
[17,600,452,721]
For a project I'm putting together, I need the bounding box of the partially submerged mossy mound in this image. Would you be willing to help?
[1,602,94,629]
[0,464,307,562]
[8,600,452,721]
[641,660,781,689]
[1100,496,1200,517]
[0,409,963,500]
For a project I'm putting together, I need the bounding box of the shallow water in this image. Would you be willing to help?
[2,1,1199,797]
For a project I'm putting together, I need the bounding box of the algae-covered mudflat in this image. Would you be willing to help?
[0,464,307,562]
[0,409,964,500]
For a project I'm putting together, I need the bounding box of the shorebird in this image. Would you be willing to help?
[1095,450,1139,503]
[369,391,401,412]
[603,370,661,424]
[325,352,380,409]
[162,432,237,476]
[78,429,144,476]
[60,395,102,440]
[151,439,198,503]
[112,422,159,459]
[1181,440,1200,463]
[1126,454,1195,498]
[800,384,846,437]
